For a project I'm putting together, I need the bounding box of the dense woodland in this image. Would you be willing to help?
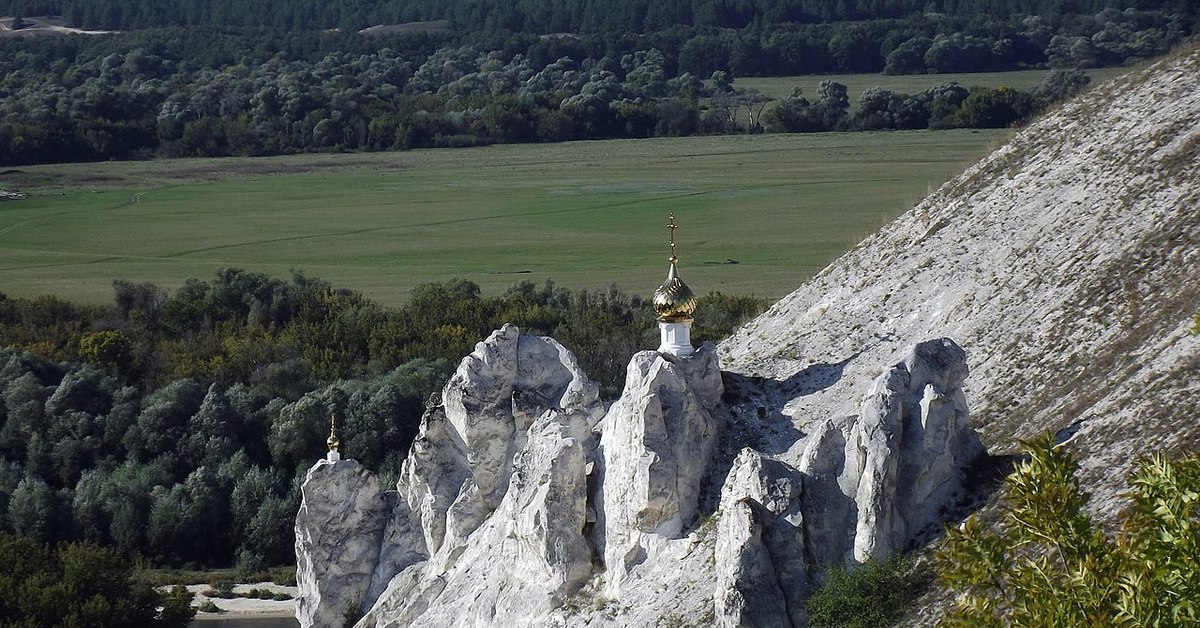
[3,0,1196,33]
[0,273,764,569]
[0,3,1194,165]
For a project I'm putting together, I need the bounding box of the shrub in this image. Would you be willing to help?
[937,432,1200,626]
[806,555,919,628]
[205,576,236,599]
[197,600,223,613]
[0,532,192,626]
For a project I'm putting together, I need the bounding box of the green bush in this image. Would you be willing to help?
[0,532,193,626]
[806,555,918,628]
[205,576,236,599]
[197,600,222,613]
[937,432,1200,626]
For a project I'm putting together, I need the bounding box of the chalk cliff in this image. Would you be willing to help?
[297,45,1200,627]
[297,328,981,627]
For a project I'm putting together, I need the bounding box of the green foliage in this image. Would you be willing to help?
[0,532,192,627]
[206,576,236,599]
[955,86,1037,128]
[806,556,919,628]
[0,270,766,569]
[197,600,222,613]
[937,433,1200,626]
[158,585,198,626]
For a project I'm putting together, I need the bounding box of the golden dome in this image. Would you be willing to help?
[327,415,340,453]
[653,214,697,322]
[654,261,697,322]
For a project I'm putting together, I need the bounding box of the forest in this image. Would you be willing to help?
[0,3,1194,165]
[0,273,763,569]
[3,0,1196,33]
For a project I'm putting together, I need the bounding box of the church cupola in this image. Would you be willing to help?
[653,214,698,357]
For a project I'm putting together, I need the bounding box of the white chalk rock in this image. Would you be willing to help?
[714,449,808,628]
[596,344,723,592]
[363,420,592,627]
[295,459,389,628]
[848,337,982,563]
[354,325,604,626]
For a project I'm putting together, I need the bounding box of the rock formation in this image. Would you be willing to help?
[297,45,1200,628]
[296,326,981,627]
[594,347,722,594]
[295,459,389,628]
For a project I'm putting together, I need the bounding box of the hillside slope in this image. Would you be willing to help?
[720,44,1200,519]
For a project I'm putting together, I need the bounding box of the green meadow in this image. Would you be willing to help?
[0,130,1007,306]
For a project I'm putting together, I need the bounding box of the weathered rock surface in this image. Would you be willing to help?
[717,47,1200,625]
[848,338,982,563]
[294,459,389,628]
[363,420,591,627]
[298,327,981,628]
[721,47,1200,522]
[297,325,609,627]
[595,346,722,593]
[713,449,807,628]
[711,338,979,628]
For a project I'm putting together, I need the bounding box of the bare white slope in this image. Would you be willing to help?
[720,46,1200,518]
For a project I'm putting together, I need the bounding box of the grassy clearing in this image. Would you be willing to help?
[737,67,1131,105]
[0,130,1006,306]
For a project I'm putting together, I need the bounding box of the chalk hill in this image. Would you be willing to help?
[294,45,1200,627]
[721,44,1200,517]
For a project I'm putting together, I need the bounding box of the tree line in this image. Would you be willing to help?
[0,8,1168,165]
[3,0,1195,34]
[0,271,765,569]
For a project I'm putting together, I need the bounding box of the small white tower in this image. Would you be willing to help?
[326,414,342,462]
[653,214,698,357]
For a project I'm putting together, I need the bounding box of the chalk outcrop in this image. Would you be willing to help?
[596,347,722,593]
[711,338,979,627]
[297,325,612,627]
[296,325,982,627]
[298,46,1200,628]
[295,459,389,628]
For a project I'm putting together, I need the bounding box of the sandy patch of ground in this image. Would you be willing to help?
[183,582,298,618]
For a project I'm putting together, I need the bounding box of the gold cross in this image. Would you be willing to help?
[667,214,678,263]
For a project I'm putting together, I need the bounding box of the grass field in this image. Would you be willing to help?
[0,130,1008,306]
[737,67,1131,105]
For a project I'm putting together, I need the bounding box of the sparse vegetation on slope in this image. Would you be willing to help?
[718,41,1200,628]
[806,556,926,628]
